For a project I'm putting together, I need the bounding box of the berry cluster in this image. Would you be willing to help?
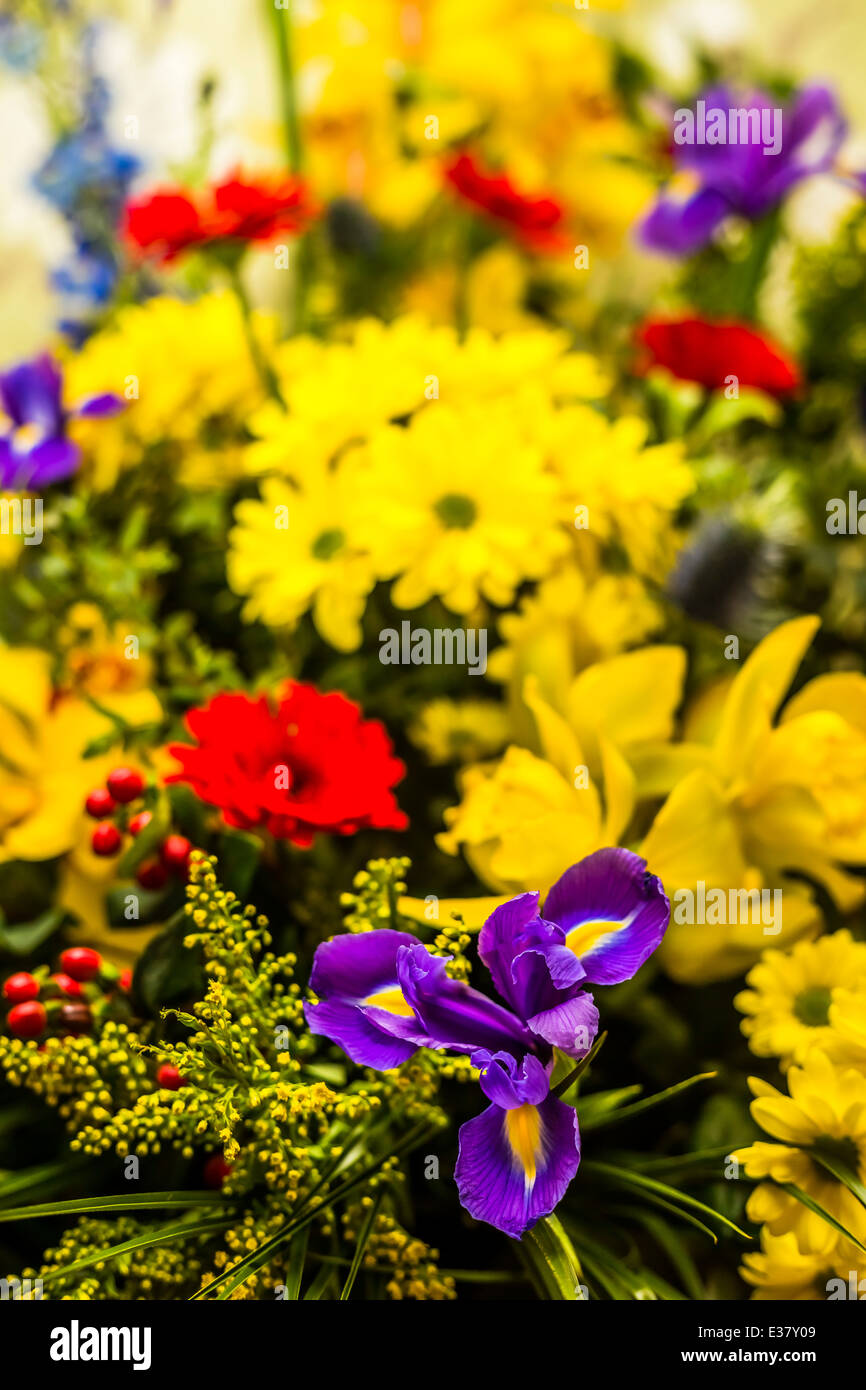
[84,766,193,891]
[2,948,131,1041]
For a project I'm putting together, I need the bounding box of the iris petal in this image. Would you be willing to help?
[454,1093,581,1239]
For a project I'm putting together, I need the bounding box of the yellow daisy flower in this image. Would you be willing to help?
[736,931,866,1070]
[227,467,377,653]
[356,402,567,613]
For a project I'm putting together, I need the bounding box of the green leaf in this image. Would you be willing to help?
[519,1215,585,1300]
[0,1161,86,1207]
[798,1154,866,1214]
[577,1085,643,1126]
[0,909,69,957]
[581,1072,717,1131]
[550,1031,608,1102]
[132,910,203,1014]
[217,829,262,898]
[283,1227,309,1300]
[583,1160,751,1241]
[117,794,171,877]
[340,1191,382,1300]
[304,1263,337,1300]
[0,1191,226,1223]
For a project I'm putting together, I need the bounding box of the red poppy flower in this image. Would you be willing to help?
[124,172,318,262]
[636,316,801,397]
[443,151,569,253]
[166,683,407,848]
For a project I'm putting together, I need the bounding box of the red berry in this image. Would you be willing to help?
[128,810,152,837]
[106,767,145,804]
[119,968,133,992]
[160,834,192,872]
[91,822,122,857]
[50,973,83,999]
[157,1064,186,1090]
[85,788,116,819]
[60,947,102,983]
[136,858,167,891]
[2,972,39,1003]
[203,1155,232,1189]
[7,1001,47,1039]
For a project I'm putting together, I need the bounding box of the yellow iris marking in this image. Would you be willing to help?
[505,1104,543,1186]
[12,423,44,450]
[363,987,414,1017]
[566,919,624,958]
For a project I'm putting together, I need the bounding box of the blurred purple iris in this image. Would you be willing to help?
[640,84,847,256]
[0,353,123,490]
[306,848,670,1238]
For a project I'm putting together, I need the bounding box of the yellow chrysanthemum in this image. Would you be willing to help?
[356,402,568,613]
[642,617,866,982]
[543,405,694,579]
[740,1228,865,1301]
[227,467,377,653]
[409,698,510,765]
[735,931,866,1070]
[64,294,275,490]
[243,315,608,479]
[732,1051,866,1192]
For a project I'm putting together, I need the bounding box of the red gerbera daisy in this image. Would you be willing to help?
[124,171,318,263]
[443,151,569,254]
[166,683,407,848]
[636,316,801,397]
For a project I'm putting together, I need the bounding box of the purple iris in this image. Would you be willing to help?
[0,353,123,490]
[640,84,847,256]
[306,848,670,1239]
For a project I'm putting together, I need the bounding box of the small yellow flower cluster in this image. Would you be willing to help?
[0,1023,151,1136]
[733,934,866,1299]
[342,1203,456,1302]
[17,1217,205,1301]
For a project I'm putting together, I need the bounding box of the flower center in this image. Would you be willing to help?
[794,987,832,1028]
[311,528,346,561]
[505,1103,542,1185]
[363,987,414,1017]
[434,493,477,529]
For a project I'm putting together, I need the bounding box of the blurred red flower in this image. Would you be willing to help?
[166,683,407,848]
[124,172,318,262]
[443,151,569,253]
[636,316,801,397]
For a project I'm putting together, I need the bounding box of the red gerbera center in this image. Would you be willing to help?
[166,682,408,848]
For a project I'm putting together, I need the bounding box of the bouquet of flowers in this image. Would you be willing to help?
[1,0,865,1307]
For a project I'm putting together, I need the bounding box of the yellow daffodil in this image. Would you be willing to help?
[0,646,161,863]
[642,617,866,982]
[735,931,866,1070]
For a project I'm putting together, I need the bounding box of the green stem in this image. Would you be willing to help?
[265,0,311,334]
[266,0,303,174]
[228,261,286,408]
